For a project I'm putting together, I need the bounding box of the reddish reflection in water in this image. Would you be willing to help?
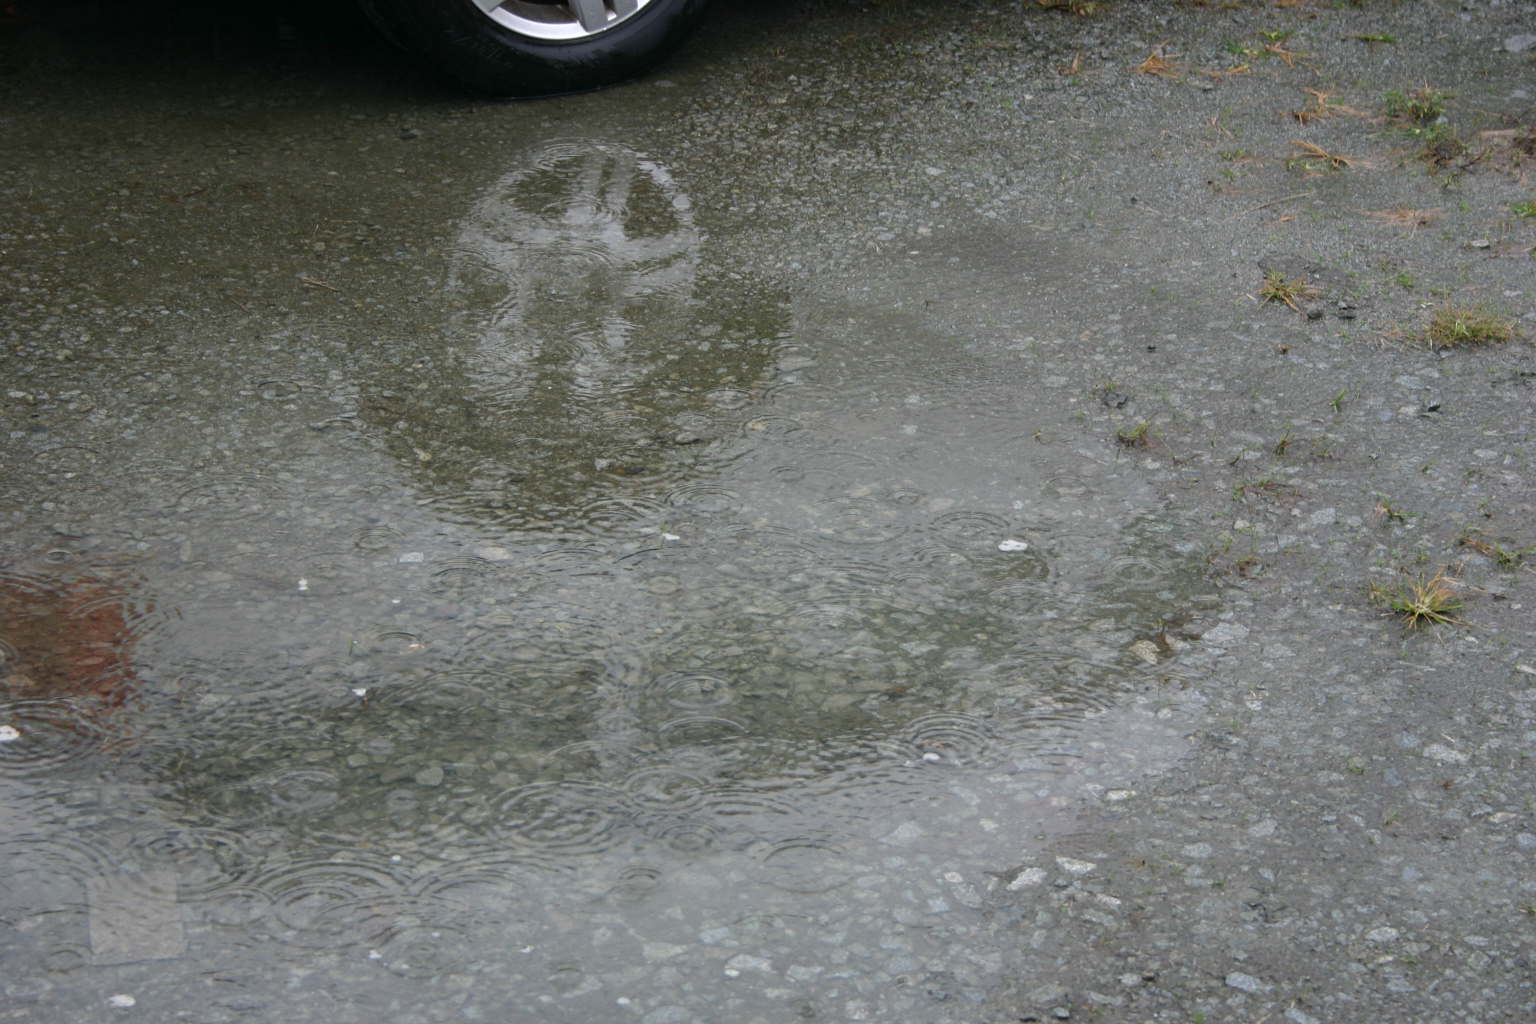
[0,574,143,706]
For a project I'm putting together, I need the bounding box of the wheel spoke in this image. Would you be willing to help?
[470,0,652,42]
[570,0,608,33]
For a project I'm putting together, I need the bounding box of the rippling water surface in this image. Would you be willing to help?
[1,138,1221,1021]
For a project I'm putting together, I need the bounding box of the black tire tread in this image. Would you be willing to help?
[357,0,710,97]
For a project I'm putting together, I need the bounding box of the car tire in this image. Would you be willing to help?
[357,0,711,97]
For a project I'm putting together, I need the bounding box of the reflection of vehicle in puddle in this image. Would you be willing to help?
[121,142,1225,992]
[357,139,787,524]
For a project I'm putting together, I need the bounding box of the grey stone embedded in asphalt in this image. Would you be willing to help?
[644,942,687,963]
[640,1008,693,1024]
[414,764,445,786]
[944,871,985,908]
[1285,1008,1323,1024]
[1226,971,1267,993]
[1202,622,1249,645]
[723,954,773,975]
[1422,743,1468,765]
[1029,984,1069,1005]
[1505,34,1536,53]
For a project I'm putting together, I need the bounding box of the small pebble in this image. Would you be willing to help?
[414,764,445,787]
[1226,971,1266,993]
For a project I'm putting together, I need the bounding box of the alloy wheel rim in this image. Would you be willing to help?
[471,0,655,42]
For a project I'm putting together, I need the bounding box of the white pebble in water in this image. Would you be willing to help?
[0,725,21,743]
[997,539,1029,552]
[108,994,136,1008]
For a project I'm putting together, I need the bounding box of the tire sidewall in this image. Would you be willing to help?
[375,0,711,96]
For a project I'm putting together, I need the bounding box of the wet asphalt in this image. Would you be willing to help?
[4,1,1536,1022]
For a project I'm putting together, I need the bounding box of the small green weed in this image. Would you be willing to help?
[1116,422,1152,448]
[1368,569,1465,629]
[1458,529,1536,568]
[1512,199,1536,218]
[1384,86,1451,125]
[1233,478,1297,501]
[1424,305,1516,349]
[1373,500,1417,524]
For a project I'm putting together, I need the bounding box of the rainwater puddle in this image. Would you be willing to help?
[1,139,1222,1021]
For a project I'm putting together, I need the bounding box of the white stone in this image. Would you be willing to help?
[1366,926,1400,943]
[1007,867,1048,890]
[997,538,1029,552]
[108,995,136,1008]
[1423,743,1468,765]
[1056,856,1096,875]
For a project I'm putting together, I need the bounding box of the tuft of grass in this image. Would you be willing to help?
[1458,529,1536,568]
[1256,269,1319,312]
[1383,86,1451,125]
[1350,33,1396,45]
[1415,125,1469,168]
[1116,422,1152,448]
[1373,499,1417,524]
[1424,305,1516,349]
[1288,140,1357,171]
[1513,199,1536,218]
[1291,87,1366,124]
[1232,478,1297,501]
[1035,0,1099,13]
[1135,45,1182,79]
[1368,569,1465,629]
